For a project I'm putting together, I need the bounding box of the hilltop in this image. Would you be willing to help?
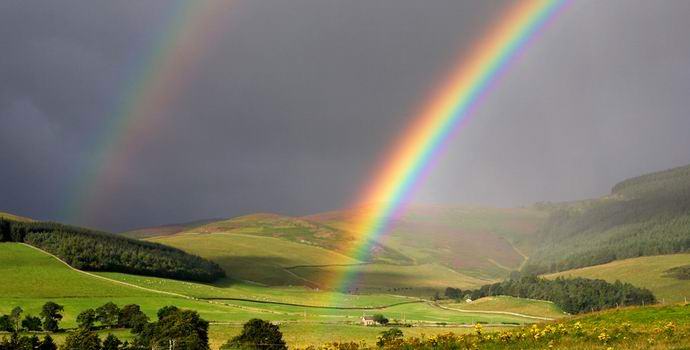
[0,211,32,222]
[139,206,546,294]
[121,218,221,239]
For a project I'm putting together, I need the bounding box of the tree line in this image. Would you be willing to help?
[445,276,656,314]
[0,301,290,350]
[0,219,225,282]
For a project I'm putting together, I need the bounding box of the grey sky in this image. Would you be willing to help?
[2,1,690,231]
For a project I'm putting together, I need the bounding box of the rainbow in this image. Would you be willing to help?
[64,1,234,226]
[334,0,569,292]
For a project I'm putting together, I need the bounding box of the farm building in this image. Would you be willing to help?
[361,316,377,326]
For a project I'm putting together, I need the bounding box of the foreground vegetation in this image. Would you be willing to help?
[0,219,225,282]
[3,303,687,349]
[298,304,690,349]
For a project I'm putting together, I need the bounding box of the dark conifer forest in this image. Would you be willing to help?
[0,219,225,282]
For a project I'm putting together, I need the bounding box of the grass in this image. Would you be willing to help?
[0,243,152,298]
[545,253,690,304]
[207,323,504,349]
[290,304,690,349]
[0,211,32,222]
[307,205,547,280]
[149,232,490,295]
[444,296,567,319]
[0,242,554,348]
[149,232,360,287]
[147,205,547,294]
[289,263,490,295]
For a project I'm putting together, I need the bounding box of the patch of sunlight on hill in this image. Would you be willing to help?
[149,232,360,287]
[545,254,690,304]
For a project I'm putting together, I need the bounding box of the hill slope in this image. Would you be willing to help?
[182,213,412,264]
[545,253,690,304]
[307,205,546,280]
[1,219,225,282]
[0,211,32,222]
[525,164,690,274]
[121,218,220,239]
[149,206,546,292]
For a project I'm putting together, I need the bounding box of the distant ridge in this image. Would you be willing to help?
[122,218,223,239]
[526,163,690,274]
[0,211,33,222]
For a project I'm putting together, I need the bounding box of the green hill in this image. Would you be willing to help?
[307,205,546,280]
[121,218,220,239]
[149,230,489,294]
[525,164,690,275]
[181,213,412,264]
[0,219,225,282]
[0,211,32,222]
[545,253,690,304]
[0,242,550,348]
[146,206,546,293]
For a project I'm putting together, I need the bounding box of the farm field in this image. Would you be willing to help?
[443,296,567,319]
[0,242,556,348]
[545,253,690,304]
[149,231,492,295]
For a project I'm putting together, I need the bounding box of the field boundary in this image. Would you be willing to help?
[200,297,425,310]
[18,243,558,320]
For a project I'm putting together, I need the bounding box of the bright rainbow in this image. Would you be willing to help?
[64,1,234,226]
[333,0,569,292]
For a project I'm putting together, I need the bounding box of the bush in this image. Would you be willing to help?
[21,315,42,331]
[222,319,287,350]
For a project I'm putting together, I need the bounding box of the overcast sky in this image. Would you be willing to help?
[2,1,690,232]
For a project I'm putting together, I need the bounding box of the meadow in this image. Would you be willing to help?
[545,253,690,304]
[149,231,491,295]
[0,243,554,348]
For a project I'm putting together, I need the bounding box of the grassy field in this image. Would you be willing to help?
[121,218,219,239]
[0,242,558,348]
[545,253,690,304]
[288,304,690,349]
[149,231,490,295]
[0,211,32,222]
[144,205,547,294]
[149,232,361,287]
[444,296,567,319]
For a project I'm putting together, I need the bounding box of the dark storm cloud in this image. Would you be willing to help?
[2,1,690,231]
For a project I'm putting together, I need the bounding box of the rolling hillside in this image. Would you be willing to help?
[0,211,32,222]
[144,205,547,293]
[121,218,220,239]
[149,231,489,294]
[0,242,551,348]
[307,205,546,279]
[545,253,690,304]
[179,213,412,264]
[525,164,690,274]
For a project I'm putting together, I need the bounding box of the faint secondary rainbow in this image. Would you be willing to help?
[333,0,569,292]
[64,1,233,226]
